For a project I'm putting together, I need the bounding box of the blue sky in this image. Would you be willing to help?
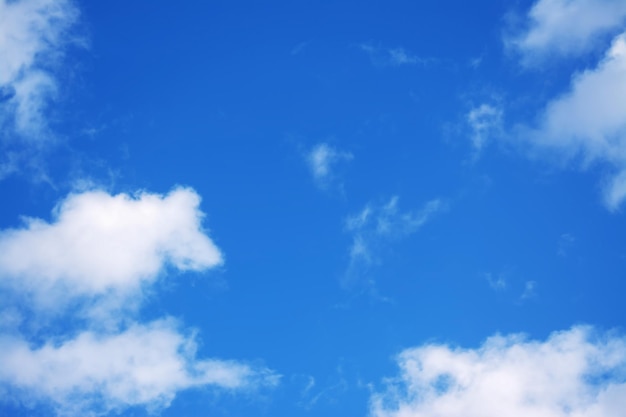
[1,0,626,416]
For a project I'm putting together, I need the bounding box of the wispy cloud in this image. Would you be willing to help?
[0,0,78,136]
[0,0,80,176]
[371,326,626,417]
[484,269,538,301]
[506,0,626,65]
[521,280,537,300]
[0,187,278,416]
[295,368,349,410]
[360,43,434,67]
[343,197,444,289]
[558,233,576,257]
[306,143,353,191]
[466,103,504,155]
[486,272,507,291]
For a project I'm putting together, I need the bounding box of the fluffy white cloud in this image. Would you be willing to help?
[0,319,279,416]
[0,187,223,311]
[508,0,626,64]
[521,31,626,210]
[344,197,443,288]
[307,143,353,189]
[0,186,279,415]
[0,0,78,138]
[370,326,626,417]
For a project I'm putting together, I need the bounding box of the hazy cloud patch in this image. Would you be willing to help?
[360,44,434,67]
[306,143,353,191]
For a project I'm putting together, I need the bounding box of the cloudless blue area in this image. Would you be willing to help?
[2,0,625,416]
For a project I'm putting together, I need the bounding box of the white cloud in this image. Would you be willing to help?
[307,143,353,189]
[0,0,78,139]
[370,326,626,417]
[0,319,279,416]
[344,197,443,288]
[520,31,626,210]
[0,186,279,415]
[0,187,222,312]
[507,0,626,64]
[466,104,503,153]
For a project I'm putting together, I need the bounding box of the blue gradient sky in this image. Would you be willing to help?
[1,1,626,416]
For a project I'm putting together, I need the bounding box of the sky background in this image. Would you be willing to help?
[1,0,626,416]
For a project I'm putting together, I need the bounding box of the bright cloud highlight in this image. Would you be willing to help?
[371,326,626,417]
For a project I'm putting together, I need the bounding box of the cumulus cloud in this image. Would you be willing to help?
[0,0,78,138]
[307,143,353,190]
[0,187,222,312]
[370,326,626,417]
[343,197,443,288]
[0,186,277,416]
[0,319,278,416]
[519,31,626,210]
[507,0,626,64]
